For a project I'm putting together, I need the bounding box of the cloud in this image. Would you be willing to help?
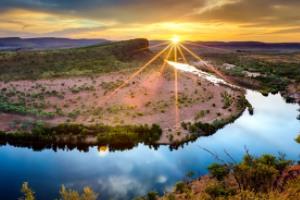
[189,0,300,27]
[0,0,207,23]
[0,0,300,41]
[97,175,148,199]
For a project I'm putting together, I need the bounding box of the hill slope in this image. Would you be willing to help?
[0,38,151,80]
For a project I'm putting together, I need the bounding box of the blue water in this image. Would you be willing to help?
[0,90,299,200]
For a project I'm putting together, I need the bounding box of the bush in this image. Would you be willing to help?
[233,154,292,193]
[208,163,230,181]
[20,182,35,200]
[205,182,235,198]
[146,191,158,200]
[175,181,188,193]
[296,135,300,144]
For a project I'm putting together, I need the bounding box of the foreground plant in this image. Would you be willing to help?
[19,184,98,200]
[160,153,299,200]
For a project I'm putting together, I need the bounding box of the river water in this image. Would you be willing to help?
[0,90,299,200]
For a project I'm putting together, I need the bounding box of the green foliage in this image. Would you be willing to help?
[146,191,158,200]
[221,92,233,109]
[20,182,35,200]
[0,123,162,151]
[233,154,292,193]
[208,163,230,181]
[219,53,300,93]
[205,182,235,198]
[134,191,158,200]
[100,80,124,92]
[161,154,295,200]
[165,193,176,200]
[0,95,55,118]
[0,39,150,81]
[295,135,300,144]
[194,110,208,121]
[175,181,188,193]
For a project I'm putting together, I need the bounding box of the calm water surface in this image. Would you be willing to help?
[0,90,299,200]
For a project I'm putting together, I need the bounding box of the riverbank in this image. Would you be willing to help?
[0,64,248,146]
[158,154,300,200]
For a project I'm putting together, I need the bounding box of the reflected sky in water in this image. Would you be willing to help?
[0,90,299,200]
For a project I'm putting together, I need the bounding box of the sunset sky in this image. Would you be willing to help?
[1,0,300,42]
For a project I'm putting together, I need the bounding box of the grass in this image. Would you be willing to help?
[0,39,151,81]
[221,91,233,109]
[0,94,55,118]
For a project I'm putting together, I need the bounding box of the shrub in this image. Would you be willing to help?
[146,191,158,200]
[208,163,230,181]
[233,154,292,193]
[20,182,35,200]
[175,181,188,193]
[59,185,98,200]
[295,135,300,144]
[205,182,235,198]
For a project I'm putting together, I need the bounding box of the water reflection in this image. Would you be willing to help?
[98,146,109,157]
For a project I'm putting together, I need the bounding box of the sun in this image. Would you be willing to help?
[171,36,180,44]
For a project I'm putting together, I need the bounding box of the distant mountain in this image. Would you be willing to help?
[188,41,300,49]
[0,37,110,50]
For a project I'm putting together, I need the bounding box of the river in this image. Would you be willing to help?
[0,90,299,200]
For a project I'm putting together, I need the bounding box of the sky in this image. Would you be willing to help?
[0,0,300,42]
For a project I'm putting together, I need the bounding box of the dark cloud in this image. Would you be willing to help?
[1,0,300,26]
[189,0,300,27]
[0,0,206,22]
[1,0,300,39]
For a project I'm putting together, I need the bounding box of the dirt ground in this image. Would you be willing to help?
[0,63,245,144]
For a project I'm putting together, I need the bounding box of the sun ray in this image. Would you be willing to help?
[173,45,180,130]
[134,41,169,53]
[159,45,174,73]
[177,45,188,64]
[177,45,199,84]
[100,44,172,105]
[183,41,231,53]
[179,43,234,85]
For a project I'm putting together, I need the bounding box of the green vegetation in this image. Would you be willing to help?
[0,94,55,118]
[178,115,240,149]
[194,110,209,120]
[295,135,300,143]
[215,53,300,94]
[100,80,124,93]
[0,123,162,151]
[19,183,98,200]
[20,182,35,200]
[161,154,299,200]
[0,39,150,80]
[190,50,300,96]
[175,181,189,193]
[135,191,159,200]
[221,91,233,109]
